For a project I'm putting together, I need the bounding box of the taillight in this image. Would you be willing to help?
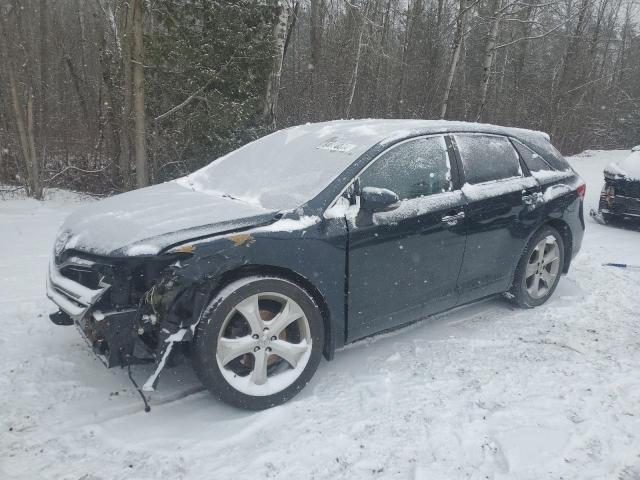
[602,185,615,206]
[576,183,586,199]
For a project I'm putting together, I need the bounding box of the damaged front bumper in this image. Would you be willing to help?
[46,252,209,393]
[46,258,146,368]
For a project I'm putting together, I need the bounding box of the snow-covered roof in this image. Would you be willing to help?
[278,119,549,152]
[180,119,551,211]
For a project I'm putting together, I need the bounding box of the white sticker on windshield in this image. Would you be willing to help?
[316,139,357,153]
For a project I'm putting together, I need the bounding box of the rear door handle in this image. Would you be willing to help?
[441,211,465,226]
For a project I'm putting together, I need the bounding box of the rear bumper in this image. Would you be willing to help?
[599,181,640,218]
[599,196,640,218]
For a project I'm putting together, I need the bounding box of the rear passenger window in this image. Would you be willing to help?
[512,139,554,172]
[359,136,452,200]
[455,134,522,184]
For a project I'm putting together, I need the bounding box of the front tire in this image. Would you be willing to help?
[192,276,324,410]
[510,226,565,308]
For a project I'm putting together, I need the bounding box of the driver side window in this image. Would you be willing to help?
[359,136,452,200]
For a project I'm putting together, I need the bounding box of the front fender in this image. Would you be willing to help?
[156,218,348,360]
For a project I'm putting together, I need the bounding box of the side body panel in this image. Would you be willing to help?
[456,180,544,302]
[346,192,467,341]
[450,134,544,302]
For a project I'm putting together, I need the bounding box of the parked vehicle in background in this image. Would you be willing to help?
[597,146,640,224]
[46,120,585,410]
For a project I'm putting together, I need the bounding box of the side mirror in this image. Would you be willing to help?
[360,187,400,213]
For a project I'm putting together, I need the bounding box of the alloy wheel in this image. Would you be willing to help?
[525,235,561,299]
[216,292,312,396]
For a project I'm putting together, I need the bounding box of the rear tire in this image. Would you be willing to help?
[510,226,565,308]
[192,276,324,410]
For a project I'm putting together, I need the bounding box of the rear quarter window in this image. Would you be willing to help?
[511,139,554,172]
[521,136,572,171]
[454,134,522,184]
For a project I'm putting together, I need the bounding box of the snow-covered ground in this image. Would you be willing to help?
[1,151,639,480]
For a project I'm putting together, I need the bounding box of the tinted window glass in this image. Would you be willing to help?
[455,134,522,184]
[359,136,452,200]
[512,139,553,172]
[523,136,572,171]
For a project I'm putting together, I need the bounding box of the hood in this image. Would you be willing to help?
[57,181,278,257]
[604,151,640,181]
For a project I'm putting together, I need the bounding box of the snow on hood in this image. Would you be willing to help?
[604,151,640,181]
[57,181,277,257]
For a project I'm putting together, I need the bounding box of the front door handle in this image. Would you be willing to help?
[441,211,465,226]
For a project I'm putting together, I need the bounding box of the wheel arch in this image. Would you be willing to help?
[211,264,335,361]
[544,218,573,274]
[510,218,573,290]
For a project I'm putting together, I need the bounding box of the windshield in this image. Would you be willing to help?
[177,124,377,211]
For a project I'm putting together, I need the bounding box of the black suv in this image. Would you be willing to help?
[47,120,586,409]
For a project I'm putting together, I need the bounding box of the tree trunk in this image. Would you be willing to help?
[26,90,43,198]
[549,0,590,139]
[119,0,134,188]
[132,0,147,188]
[476,0,503,122]
[263,1,297,129]
[0,18,42,199]
[440,0,470,118]
[394,0,423,116]
[64,56,90,122]
[309,0,324,72]
[39,0,49,170]
[96,13,120,178]
[345,24,366,118]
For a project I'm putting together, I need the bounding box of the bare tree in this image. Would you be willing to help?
[1,0,639,195]
[132,0,147,187]
[309,0,325,73]
[119,0,134,188]
[476,0,503,121]
[0,8,42,199]
[441,0,471,118]
[263,0,299,129]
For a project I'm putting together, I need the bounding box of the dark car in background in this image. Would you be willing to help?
[47,119,585,409]
[598,146,640,223]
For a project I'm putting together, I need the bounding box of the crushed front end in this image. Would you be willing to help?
[46,248,207,389]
